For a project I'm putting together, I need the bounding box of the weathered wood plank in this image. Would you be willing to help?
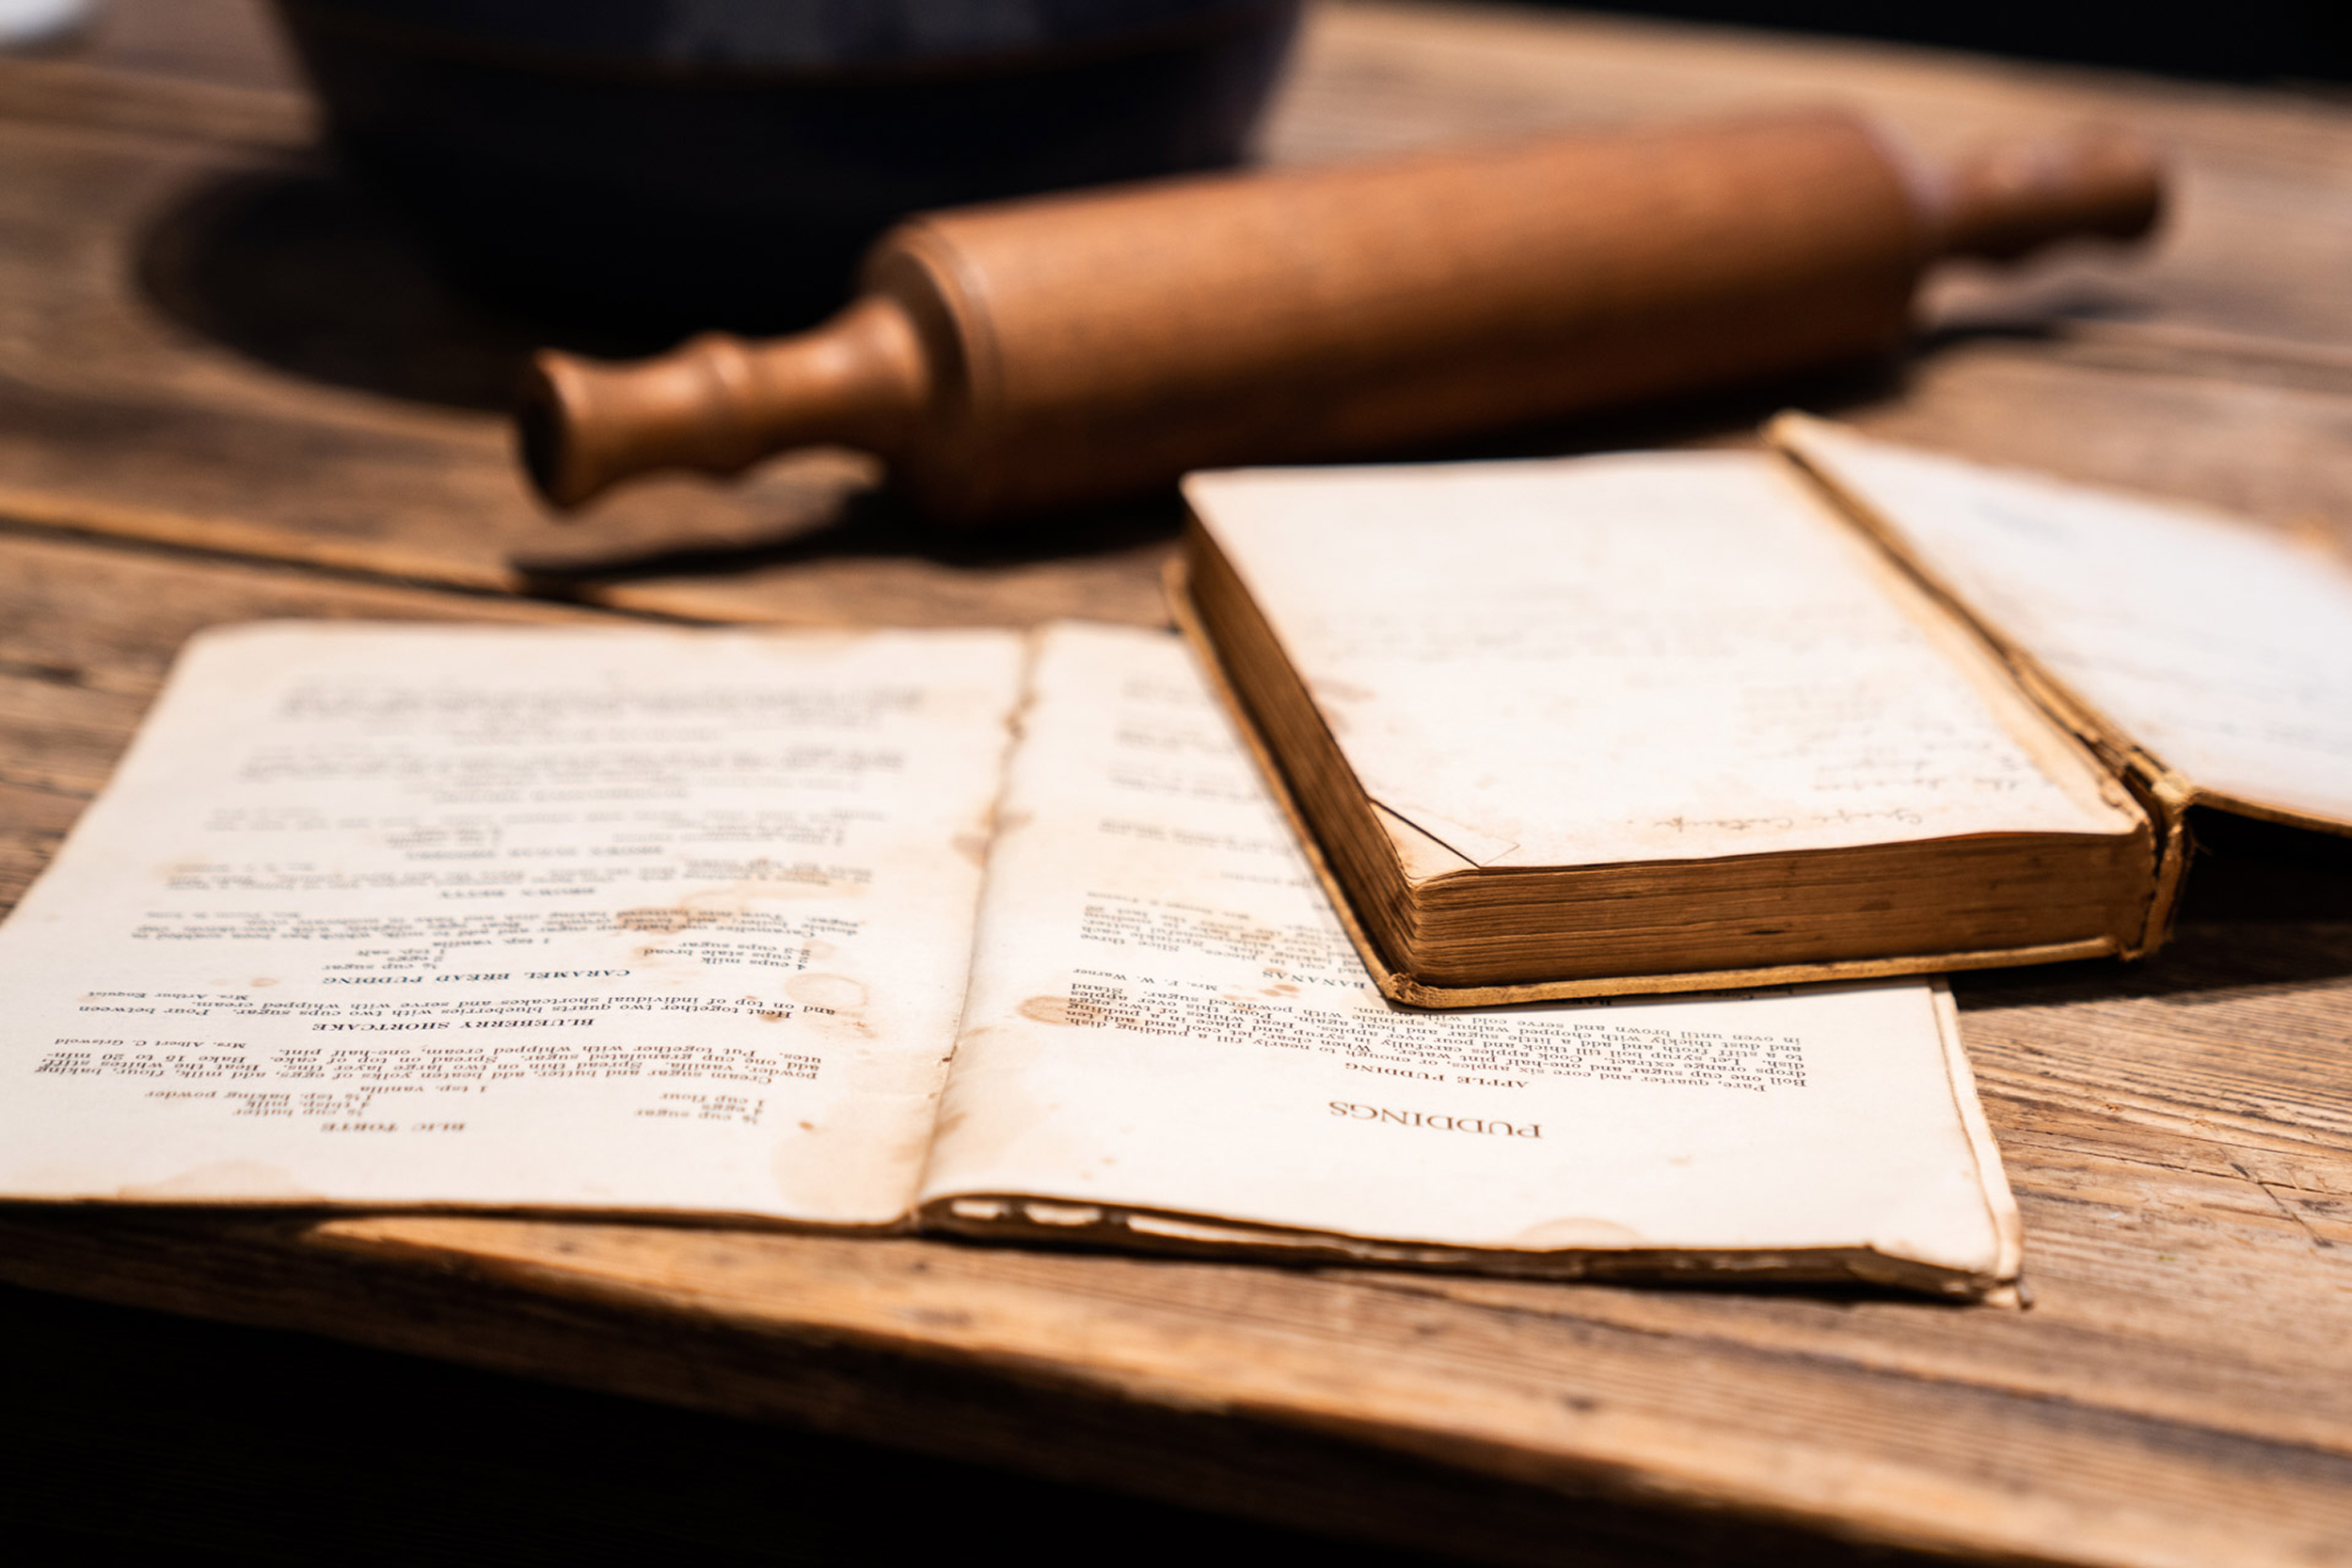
[0,52,309,149]
[79,0,303,96]
[1837,341,2352,549]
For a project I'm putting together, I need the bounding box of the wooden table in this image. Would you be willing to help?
[3,4,2349,1563]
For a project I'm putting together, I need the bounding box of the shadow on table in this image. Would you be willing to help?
[1959,812,2352,1011]
[134,164,691,414]
[510,483,1192,594]
[506,358,1924,588]
[0,1269,1973,1568]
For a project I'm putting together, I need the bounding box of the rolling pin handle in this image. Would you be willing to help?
[519,294,928,511]
[1925,126,2166,261]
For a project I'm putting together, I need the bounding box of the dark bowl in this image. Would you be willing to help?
[270,0,1304,333]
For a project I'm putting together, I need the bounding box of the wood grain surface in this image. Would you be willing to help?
[2,5,2349,1566]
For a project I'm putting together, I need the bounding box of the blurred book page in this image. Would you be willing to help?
[0,624,1024,1224]
[921,624,2019,1285]
[1184,453,2137,868]
[1778,416,2352,830]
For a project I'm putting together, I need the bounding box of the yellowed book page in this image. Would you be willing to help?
[0,624,1024,1224]
[1184,454,2135,867]
[1776,416,2352,831]
[919,624,2016,1279]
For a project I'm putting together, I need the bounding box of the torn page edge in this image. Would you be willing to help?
[1930,981,2026,1288]
[920,1195,2010,1301]
[12,1194,925,1235]
[2185,788,2352,842]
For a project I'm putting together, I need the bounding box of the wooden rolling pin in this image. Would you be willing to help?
[519,110,2162,523]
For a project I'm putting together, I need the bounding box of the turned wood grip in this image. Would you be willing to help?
[521,297,928,511]
[519,112,2164,522]
[1922,125,2164,260]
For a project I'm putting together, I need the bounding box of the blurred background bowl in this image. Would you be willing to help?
[269,0,1304,333]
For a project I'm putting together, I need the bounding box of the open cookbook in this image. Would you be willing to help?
[0,620,2020,1296]
[1177,416,2352,1004]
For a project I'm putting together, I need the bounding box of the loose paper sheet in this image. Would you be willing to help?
[1184,454,2137,868]
[923,625,2017,1277]
[1776,417,2352,831]
[0,625,1025,1223]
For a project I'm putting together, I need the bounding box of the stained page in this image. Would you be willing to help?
[920,625,2019,1286]
[0,624,1024,1224]
[1776,416,2352,831]
[1184,455,2137,867]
